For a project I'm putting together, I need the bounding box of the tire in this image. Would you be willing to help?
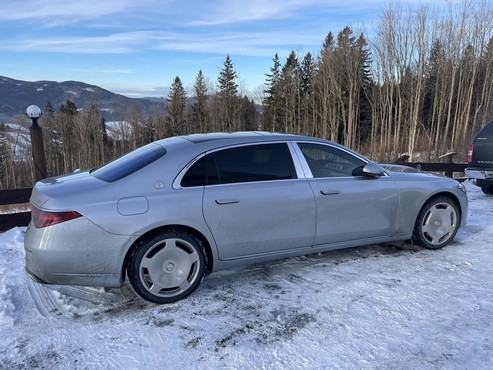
[127,230,206,304]
[413,197,460,249]
[480,184,493,195]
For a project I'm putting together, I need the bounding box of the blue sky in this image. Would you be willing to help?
[0,0,444,98]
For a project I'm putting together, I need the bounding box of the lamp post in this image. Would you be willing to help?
[26,105,47,181]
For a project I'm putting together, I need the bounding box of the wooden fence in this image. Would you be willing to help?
[0,187,32,232]
[0,156,468,233]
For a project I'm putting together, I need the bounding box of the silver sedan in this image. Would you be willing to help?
[24,132,468,303]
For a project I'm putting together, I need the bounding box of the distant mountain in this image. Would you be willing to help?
[0,76,165,123]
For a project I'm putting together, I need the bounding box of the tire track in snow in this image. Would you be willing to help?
[26,279,62,317]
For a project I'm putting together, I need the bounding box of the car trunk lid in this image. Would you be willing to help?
[30,170,106,210]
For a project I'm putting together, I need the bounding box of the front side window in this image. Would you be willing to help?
[181,143,297,187]
[298,142,366,178]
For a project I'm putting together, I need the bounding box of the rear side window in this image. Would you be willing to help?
[181,143,297,187]
[92,143,166,182]
[475,120,493,141]
[181,155,220,187]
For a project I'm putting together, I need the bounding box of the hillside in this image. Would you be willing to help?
[0,76,165,123]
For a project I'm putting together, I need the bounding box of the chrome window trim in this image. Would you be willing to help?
[292,141,381,179]
[173,141,303,189]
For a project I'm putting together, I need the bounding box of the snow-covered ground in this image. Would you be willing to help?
[0,181,492,369]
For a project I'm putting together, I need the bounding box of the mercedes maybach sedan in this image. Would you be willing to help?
[25,132,468,303]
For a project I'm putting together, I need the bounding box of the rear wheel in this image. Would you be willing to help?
[480,184,493,195]
[413,197,460,249]
[127,230,206,304]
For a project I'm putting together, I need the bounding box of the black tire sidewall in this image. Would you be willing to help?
[480,185,493,195]
[413,197,460,250]
[127,230,206,304]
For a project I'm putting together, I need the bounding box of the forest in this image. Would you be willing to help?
[1,1,492,189]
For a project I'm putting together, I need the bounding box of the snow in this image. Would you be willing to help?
[0,181,492,369]
[2,124,31,160]
[105,121,133,141]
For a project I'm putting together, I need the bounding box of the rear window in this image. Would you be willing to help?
[475,120,493,141]
[92,143,166,182]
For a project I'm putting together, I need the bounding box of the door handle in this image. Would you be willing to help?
[320,190,341,195]
[215,199,240,204]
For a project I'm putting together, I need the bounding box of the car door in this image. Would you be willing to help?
[198,142,316,260]
[296,142,399,246]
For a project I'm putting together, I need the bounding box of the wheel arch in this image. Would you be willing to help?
[121,224,215,281]
[419,191,463,225]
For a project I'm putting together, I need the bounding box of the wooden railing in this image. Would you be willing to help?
[0,187,32,232]
[0,153,468,232]
[395,152,467,179]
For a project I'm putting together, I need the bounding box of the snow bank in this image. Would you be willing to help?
[0,182,492,369]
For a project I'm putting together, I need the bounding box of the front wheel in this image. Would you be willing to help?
[413,197,460,249]
[127,230,206,304]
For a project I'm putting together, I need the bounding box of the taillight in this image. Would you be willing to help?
[31,207,82,228]
[467,144,474,163]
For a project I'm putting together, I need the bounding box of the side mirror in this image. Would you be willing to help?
[361,162,385,178]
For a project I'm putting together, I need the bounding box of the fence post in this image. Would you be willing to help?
[439,152,457,178]
[26,105,47,181]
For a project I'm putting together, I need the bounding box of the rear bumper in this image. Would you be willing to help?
[24,218,134,288]
[465,168,493,180]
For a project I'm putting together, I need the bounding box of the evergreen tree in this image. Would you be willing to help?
[280,51,301,133]
[300,52,316,135]
[355,33,373,149]
[263,53,282,131]
[192,70,209,132]
[59,99,78,116]
[166,76,188,135]
[240,96,257,131]
[218,54,238,97]
[217,55,240,131]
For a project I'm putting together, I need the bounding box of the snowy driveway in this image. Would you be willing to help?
[1,182,492,369]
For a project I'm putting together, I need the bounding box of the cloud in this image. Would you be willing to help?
[0,31,159,54]
[151,30,323,56]
[188,0,313,25]
[102,83,169,98]
[187,0,381,25]
[94,67,134,74]
[0,0,383,27]
[0,27,324,57]
[0,0,146,22]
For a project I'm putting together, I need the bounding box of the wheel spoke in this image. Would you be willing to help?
[140,256,153,269]
[421,203,457,245]
[148,283,163,295]
[179,279,194,292]
[138,237,201,296]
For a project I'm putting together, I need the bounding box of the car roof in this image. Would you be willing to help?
[153,131,349,159]
[180,131,296,143]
